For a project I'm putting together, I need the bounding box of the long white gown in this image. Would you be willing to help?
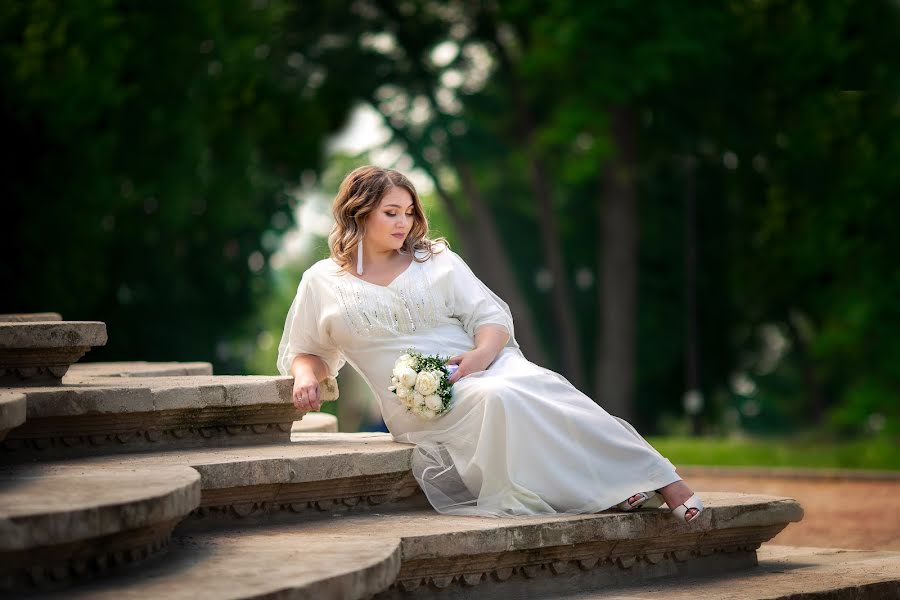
[277,244,681,517]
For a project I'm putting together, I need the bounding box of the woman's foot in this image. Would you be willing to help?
[657,481,703,522]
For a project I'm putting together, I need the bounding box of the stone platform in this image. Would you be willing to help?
[68,361,214,378]
[26,492,802,599]
[0,321,107,385]
[0,391,25,441]
[1,374,297,457]
[0,318,860,598]
[547,546,900,599]
[0,464,199,590]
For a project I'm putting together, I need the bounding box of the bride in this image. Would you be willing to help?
[278,165,704,521]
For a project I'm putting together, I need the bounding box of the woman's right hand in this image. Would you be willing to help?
[292,372,321,412]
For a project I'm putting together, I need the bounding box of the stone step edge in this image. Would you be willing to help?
[51,493,803,600]
[0,392,26,441]
[210,492,802,596]
[2,376,297,457]
[0,465,201,592]
[537,546,900,600]
[68,361,214,378]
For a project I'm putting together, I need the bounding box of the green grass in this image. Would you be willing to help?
[646,436,900,471]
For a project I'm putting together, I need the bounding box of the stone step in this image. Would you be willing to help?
[33,492,802,599]
[1,374,297,458]
[0,320,107,385]
[534,545,900,599]
[0,391,26,441]
[68,361,214,378]
[38,527,402,600]
[12,433,419,521]
[291,412,339,433]
[0,463,200,593]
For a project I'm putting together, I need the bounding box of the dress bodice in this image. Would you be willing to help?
[277,244,517,433]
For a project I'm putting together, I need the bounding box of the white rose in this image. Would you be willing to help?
[397,367,418,388]
[396,353,416,369]
[396,385,410,399]
[413,392,425,407]
[415,370,439,396]
[413,404,436,420]
[402,394,416,409]
[424,394,442,411]
[391,375,399,385]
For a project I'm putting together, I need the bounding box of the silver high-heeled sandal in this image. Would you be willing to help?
[671,493,705,523]
[617,490,664,511]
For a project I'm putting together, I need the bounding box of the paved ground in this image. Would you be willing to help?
[687,473,900,551]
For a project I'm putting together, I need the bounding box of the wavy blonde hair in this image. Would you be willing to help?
[328,165,448,269]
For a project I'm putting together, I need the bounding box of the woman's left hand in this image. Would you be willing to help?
[447,347,496,384]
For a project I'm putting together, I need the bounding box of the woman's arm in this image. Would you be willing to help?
[291,353,329,411]
[447,323,509,383]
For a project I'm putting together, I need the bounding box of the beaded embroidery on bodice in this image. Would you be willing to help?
[331,261,441,337]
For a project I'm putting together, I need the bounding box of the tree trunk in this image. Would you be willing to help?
[454,160,549,365]
[596,107,638,421]
[683,156,703,435]
[491,35,584,387]
[528,156,585,388]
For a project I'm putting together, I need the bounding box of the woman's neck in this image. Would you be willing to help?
[360,242,400,269]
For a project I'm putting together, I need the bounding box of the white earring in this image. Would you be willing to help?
[356,237,364,275]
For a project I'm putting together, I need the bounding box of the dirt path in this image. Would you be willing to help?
[686,472,900,550]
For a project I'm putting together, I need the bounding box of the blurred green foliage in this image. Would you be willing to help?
[0,0,356,369]
[648,436,899,471]
[3,1,898,440]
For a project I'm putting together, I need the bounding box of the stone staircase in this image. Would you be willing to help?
[1,315,895,598]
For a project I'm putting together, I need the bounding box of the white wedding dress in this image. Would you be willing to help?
[278,244,681,516]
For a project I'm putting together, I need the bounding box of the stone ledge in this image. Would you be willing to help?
[0,313,62,322]
[0,464,200,592]
[1,376,297,457]
[284,492,803,596]
[0,392,26,441]
[69,361,214,378]
[12,433,418,519]
[535,546,900,599]
[292,412,339,433]
[43,531,402,600]
[0,321,107,385]
[34,493,803,599]
[0,321,107,349]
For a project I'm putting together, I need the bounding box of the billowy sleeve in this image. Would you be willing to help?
[445,248,518,349]
[276,269,346,377]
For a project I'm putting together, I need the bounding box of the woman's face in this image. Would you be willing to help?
[365,186,415,252]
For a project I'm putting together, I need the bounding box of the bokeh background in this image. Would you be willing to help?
[2,2,898,471]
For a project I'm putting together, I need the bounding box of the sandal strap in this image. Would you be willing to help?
[672,494,704,523]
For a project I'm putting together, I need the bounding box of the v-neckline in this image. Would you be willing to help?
[336,255,416,289]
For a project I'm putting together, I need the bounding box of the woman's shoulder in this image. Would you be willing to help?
[300,257,346,285]
[416,239,455,263]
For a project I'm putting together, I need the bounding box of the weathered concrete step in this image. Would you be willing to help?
[1,375,296,458]
[291,412,339,433]
[294,492,802,598]
[68,361,214,378]
[36,492,802,599]
[37,528,401,600]
[0,463,200,592]
[0,391,26,441]
[0,321,107,385]
[540,545,900,599]
[18,433,419,520]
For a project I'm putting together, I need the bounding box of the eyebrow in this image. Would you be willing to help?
[384,204,414,209]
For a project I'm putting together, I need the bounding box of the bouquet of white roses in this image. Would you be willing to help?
[388,349,457,419]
